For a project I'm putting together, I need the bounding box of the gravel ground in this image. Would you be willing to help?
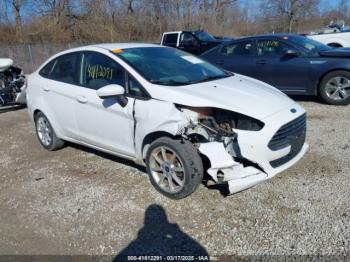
[0,100,349,258]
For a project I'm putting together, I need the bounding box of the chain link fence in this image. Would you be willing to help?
[0,43,87,74]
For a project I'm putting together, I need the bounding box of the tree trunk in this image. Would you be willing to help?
[12,1,23,43]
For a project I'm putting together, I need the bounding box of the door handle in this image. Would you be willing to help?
[43,87,50,92]
[256,60,266,65]
[76,96,88,104]
[216,60,224,65]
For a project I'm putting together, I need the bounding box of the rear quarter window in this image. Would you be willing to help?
[39,59,56,77]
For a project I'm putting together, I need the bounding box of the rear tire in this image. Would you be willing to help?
[146,137,203,200]
[319,70,350,105]
[34,112,65,151]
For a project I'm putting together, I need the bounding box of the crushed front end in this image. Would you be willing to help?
[179,103,309,194]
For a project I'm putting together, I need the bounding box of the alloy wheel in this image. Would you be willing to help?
[149,146,186,194]
[325,76,350,101]
[36,116,52,147]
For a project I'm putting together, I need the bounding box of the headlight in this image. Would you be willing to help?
[232,113,264,131]
[178,106,264,132]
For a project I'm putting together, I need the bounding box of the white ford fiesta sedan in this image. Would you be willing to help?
[26,43,308,199]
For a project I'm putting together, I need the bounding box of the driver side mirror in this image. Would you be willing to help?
[284,49,299,57]
[97,84,128,107]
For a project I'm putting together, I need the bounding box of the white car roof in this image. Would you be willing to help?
[37,43,164,72]
[46,43,162,62]
[68,43,161,53]
[88,43,160,51]
[56,43,161,55]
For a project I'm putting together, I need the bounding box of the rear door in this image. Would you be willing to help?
[38,52,81,139]
[217,40,257,76]
[254,38,310,93]
[74,51,135,157]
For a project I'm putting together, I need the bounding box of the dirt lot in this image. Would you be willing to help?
[0,100,349,258]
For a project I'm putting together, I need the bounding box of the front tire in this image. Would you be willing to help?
[319,70,350,105]
[146,137,203,200]
[34,112,65,151]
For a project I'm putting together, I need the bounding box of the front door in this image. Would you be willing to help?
[254,39,310,94]
[74,51,135,157]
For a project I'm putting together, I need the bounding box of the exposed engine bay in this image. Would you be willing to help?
[178,105,263,151]
[172,105,267,188]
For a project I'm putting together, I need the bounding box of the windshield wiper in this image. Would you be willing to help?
[190,75,229,84]
[150,79,192,86]
[150,74,231,86]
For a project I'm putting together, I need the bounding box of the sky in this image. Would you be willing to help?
[319,0,344,10]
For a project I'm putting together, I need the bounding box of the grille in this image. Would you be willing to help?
[270,132,306,168]
[268,113,307,151]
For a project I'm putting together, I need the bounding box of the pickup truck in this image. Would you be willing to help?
[307,27,350,47]
[160,30,231,55]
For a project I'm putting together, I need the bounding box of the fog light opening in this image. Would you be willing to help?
[217,170,225,183]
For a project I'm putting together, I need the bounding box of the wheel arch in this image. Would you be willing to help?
[141,131,179,160]
[32,107,64,140]
[33,109,42,119]
[327,42,343,48]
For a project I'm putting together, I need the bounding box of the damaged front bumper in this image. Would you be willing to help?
[198,104,308,195]
[199,141,308,194]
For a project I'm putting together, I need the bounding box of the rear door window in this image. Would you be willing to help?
[49,53,79,85]
[80,51,126,90]
[222,41,254,56]
[40,53,79,85]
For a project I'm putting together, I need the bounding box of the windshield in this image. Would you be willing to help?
[287,35,331,53]
[194,31,217,42]
[116,47,230,86]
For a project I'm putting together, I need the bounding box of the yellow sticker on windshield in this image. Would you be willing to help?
[112,49,123,54]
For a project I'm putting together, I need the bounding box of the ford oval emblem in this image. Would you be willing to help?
[290,108,297,113]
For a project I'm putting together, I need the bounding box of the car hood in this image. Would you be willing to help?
[148,74,295,120]
[319,48,350,57]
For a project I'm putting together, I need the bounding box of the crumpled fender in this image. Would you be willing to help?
[133,99,197,162]
[131,99,278,195]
